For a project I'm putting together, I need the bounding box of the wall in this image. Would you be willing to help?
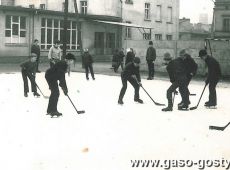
[124,39,230,77]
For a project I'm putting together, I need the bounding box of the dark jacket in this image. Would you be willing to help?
[45,61,68,91]
[146,46,156,61]
[82,52,93,65]
[125,51,135,65]
[118,50,125,62]
[20,60,36,75]
[205,55,221,83]
[183,54,198,79]
[31,44,40,57]
[166,58,187,83]
[121,62,141,82]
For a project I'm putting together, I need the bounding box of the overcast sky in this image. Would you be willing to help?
[180,0,214,24]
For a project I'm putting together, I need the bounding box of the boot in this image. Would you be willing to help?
[178,103,189,110]
[118,99,124,105]
[162,106,173,112]
[33,92,40,97]
[204,101,210,106]
[50,111,62,117]
[24,92,28,97]
[162,101,173,112]
[134,98,143,104]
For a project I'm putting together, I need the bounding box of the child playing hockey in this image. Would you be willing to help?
[20,53,40,97]
[198,49,221,108]
[118,57,143,105]
[45,53,75,117]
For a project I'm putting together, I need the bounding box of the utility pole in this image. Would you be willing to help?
[62,0,68,59]
[73,0,84,67]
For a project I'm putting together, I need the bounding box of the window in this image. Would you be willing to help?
[144,3,150,20]
[143,33,151,40]
[125,22,132,39]
[155,34,162,40]
[29,4,34,8]
[40,18,80,50]
[167,7,172,23]
[5,15,26,43]
[156,5,162,22]
[223,18,230,32]
[166,34,172,40]
[125,0,133,4]
[80,1,87,14]
[40,4,46,9]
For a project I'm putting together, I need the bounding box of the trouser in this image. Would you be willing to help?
[21,70,37,93]
[178,76,191,103]
[36,56,40,71]
[114,61,124,72]
[85,64,95,79]
[118,75,140,101]
[167,80,189,107]
[46,80,60,113]
[208,79,219,105]
[147,61,154,78]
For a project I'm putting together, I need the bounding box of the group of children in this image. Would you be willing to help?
[20,41,221,117]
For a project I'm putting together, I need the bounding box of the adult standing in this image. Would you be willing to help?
[82,48,95,80]
[146,41,156,80]
[48,40,62,68]
[31,39,41,73]
[198,49,221,108]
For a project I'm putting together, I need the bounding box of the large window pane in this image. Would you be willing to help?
[41,28,45,43]
[13,16,19,22]
[12,24,19,35]
[20,31,26,37]
[54,19,59,28]
[5,15,11,28]
[54,29,59,40]
[47,29,52,43]
[41,18,46,27]
[47,19,52,27]
[5,30,11,37]
[20,17,26,29]
[72,30,76,44]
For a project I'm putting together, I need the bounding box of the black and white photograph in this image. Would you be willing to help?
[0,0,230,169]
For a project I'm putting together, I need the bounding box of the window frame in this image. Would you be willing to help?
[40,18,79,50]
[144,3,151,21]
[155,34,162,40]
[156,5,162,22]
[80,1,88,14]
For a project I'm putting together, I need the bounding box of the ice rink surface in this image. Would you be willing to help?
[0,72,230,170]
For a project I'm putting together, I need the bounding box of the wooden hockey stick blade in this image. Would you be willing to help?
[190,106,197,110]
[155,102,166,106]
[189,93,196,96]
[209,126,224,131]
[77,110,85,114]
[209,122,230,131]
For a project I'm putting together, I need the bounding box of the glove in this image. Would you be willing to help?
[138,82,142,87]
[62,88,68,96]
[205,79,209,85]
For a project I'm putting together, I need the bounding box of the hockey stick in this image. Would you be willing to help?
[35,82,49,99]
[139,84,165,106]
[209,122,230,131]
[67,94,85,114]
[190,84,207,110]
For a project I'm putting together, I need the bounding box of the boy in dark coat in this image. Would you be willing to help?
[198,49,221,107]
[82,48,95,80]
[125,48,135,65]
[178,50,198,107]
[31,39,41,73]
[45,53,75,117]
[146,41,156,80]
[20,53,40,97]
[162,54,189,111]
[118,57,143,105]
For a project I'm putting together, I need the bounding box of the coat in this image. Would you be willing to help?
[146,46,156,62]
[121,62,141,82]
[205,55,221,83]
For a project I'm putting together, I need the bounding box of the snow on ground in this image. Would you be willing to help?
[0,72,230,170]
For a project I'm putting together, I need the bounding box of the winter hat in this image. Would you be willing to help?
[149,41,153,45]
[65,53,76,61]
[163,52,172,61]
[83,48,89,52]
[198,49,207,57]
[179,49,186,56]
[133,57,141,64]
